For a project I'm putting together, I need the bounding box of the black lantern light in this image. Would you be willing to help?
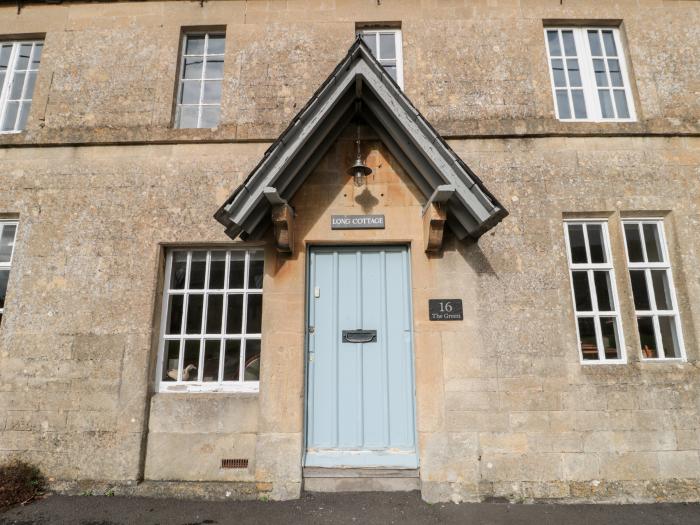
[347,120,372,187]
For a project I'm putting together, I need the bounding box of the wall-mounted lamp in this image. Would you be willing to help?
[347,121,372,187]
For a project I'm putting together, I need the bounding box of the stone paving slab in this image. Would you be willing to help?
[2,492,700,525]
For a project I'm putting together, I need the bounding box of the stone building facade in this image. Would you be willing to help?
[0,0,699,503]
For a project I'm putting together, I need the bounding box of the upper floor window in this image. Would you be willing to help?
[545,27,635,122]
[358,28,403,89]
[157,248,264,392]
[0,221,18,326]
[564,220,625,363]
[0,40,43,133]
[174,32,225,129]
[622,220,685,360]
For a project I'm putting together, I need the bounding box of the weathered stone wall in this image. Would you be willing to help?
[0,0,697,146]
[0,0,698,503]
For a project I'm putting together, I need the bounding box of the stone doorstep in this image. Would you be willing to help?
[302,468,421,492]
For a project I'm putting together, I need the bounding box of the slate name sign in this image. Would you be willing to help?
[331,214,385,230]
[429,299,464,321]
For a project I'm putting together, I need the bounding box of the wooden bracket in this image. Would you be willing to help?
[264,187,294,253]
[422,185,454,253]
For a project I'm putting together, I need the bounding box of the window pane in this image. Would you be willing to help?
[176,106,199,129]
[1,101,19,131]
[602,30,617,56]
[567,224,587,263]
[246,294,263,333]
[209,251,226,289]
[189,252,206,289]
[642,223,663,262]
[0,45,11,69]
[244,340,261,381]
[551,59,566,87]
[205,294,224,334]
[566,59,581,87]
[361,33,377,55]
[163,340,181,381]
[180,80,201,104]
[10,72,25,99]
[182,340,200,381]
[170,251,187,289]
[31,43,42,68]
[598,90,614,118]
[202,80,221,104]
[651,270,672,310]
[561,30,576,56]
[578,317,598,360]
[166,294,184,334]
[16,44,31,70]
[556,90,571,119]
[600,317,620,359]
[248,251,264,289]
[200,106,220,128]
[185,35,205,55]
[587,30,602,56]
[593,59,608,87]
[207,35,226,54]
[630,270,651,310]
[613,90,629,119]
[0,224,17,263]
[185,294,204,334]
[205,58,224,79]
[586,224,606,263]
[624,223,644,262]
[202,340,221,381]
[17,101,31,130]
[547,30,561,56]
[572,271,592,311]
[594,271,614,311]
[223,339,241,381]
[379,33,396,59]
[0,269,9,309]
[23,71,37,99]
[183,56,203,79]
[384,65,398,82]
[226,294,243,334]
[638,316,658,358]
[658,316,680,358]
[229,253,245,288]
[571,90,587,119]
[607,59,623,87]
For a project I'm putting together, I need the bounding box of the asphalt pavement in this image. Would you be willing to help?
[1,491,699,524]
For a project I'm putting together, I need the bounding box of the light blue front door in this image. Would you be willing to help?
[305,246,417,468]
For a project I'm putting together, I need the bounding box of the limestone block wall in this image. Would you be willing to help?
[0,0,697,147]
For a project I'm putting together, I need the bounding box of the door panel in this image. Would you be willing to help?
[305,246,416,468]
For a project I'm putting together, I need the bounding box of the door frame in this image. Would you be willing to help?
[302,243,419,468]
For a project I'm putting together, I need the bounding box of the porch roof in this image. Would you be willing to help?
[214,37,507,241]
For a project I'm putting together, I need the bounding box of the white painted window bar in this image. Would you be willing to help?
[0,40,43,133]
[0,221,18,327]
[545,28,635,122]
[358,29,404,89]
[157,248,264,393]
[174,32,225,129]
[564,220,626,363]
[622,220,685,361]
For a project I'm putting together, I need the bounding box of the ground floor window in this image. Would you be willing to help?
[564,220,625,363]
[158,248,264,392]
[622,220,684,360]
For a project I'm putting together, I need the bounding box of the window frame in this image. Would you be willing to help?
[173,31,226,129]
[357,28,404,89]
[544,27,636,123]
[0,220,18,326]
[156,247,263,394]
[0,40,43,134]
[563,219,626,364]
[621,219,686,362]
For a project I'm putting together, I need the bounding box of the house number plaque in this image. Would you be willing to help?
[331,214,385,229]
[429,299,463,321]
